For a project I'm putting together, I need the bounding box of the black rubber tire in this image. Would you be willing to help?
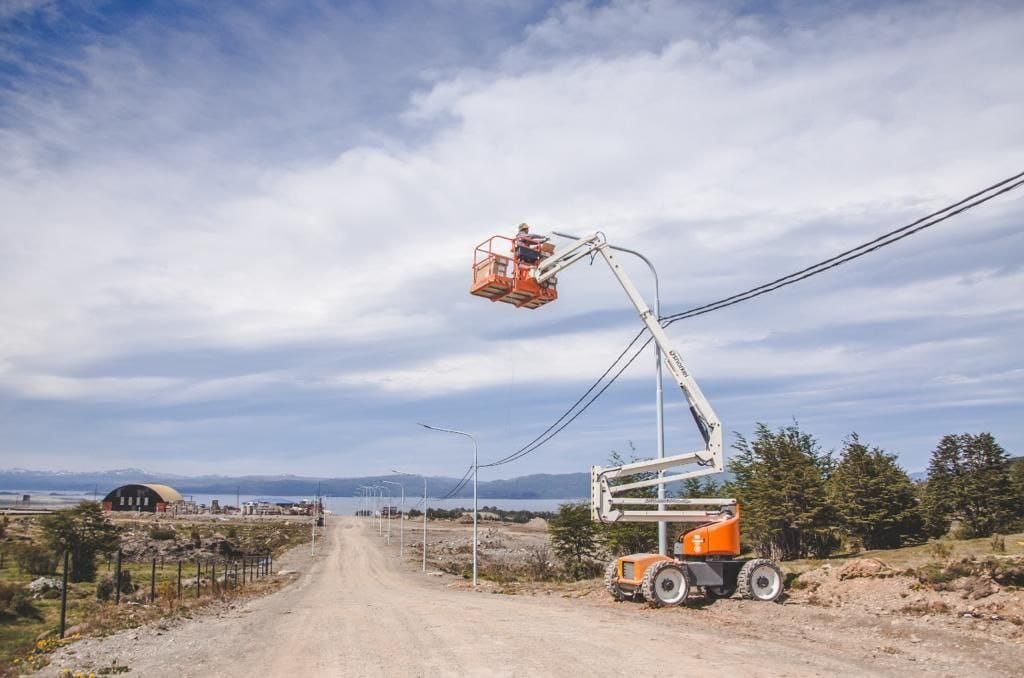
[704,584,737,599]
[641,560,691,608]
[604,559,628,601]
[737,558,784,602]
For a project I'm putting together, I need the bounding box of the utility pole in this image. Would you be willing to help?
[383,480,404,557]
[552,231,667,555]
[381,485,392,545]
[311,484,317,557]
[393,470,428,572]
[418,424,478,587]
[358,486,369,518]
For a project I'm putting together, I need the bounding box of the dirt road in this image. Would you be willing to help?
[40,518,1018,677]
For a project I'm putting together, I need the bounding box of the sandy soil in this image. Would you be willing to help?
[36,517,1022,677]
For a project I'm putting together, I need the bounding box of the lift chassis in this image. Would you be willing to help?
[471,228,784,607]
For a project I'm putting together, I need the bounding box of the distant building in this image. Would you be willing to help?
[101,484,183,513]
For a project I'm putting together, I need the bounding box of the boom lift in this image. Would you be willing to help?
[470,227,784,607]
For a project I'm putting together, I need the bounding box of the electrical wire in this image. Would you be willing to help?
[660,171,1024,325]
[477,327,648,469]
[481,169,1024,469]
[436,464,474,499]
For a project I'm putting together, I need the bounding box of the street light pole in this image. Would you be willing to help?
[418,423,478,587]
[376,486,385,536]
[382,485,392,544]
[371,486,382,534]
[358,486,371,520]
[551,231,667,556]
[383,480,404,556]
[392,470,428,572]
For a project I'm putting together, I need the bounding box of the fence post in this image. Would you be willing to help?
[177,561,182,599]
[59,550,69,638]
[212,561,217,596]
[114,550,122,605]
[195,559,200,598]
[269,552,273,576]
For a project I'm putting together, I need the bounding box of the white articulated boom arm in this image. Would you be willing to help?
[532,232,731,524]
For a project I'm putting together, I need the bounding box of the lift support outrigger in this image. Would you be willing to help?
[471,227,784,607]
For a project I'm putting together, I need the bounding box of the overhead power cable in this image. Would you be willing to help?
[479,169,1024,469]
[660,170,1024,325]
[478,327,648,469]
[437,464,475,499]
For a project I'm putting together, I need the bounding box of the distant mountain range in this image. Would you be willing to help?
[8,458,1004,500]
[0,467,591,500]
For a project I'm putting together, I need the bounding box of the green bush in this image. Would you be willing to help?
[991,534,1006,553]
[548,503,601,580]
[0,581,38,618]
[149,526,176,540]
[39,502,120,582]
[96,569,135,601]
[13,543,58,575]
[96,575,114,601]
[928,540,954,560]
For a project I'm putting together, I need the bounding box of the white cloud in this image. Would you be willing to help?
[1,1,1023,472]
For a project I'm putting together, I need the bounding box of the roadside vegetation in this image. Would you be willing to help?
[0,504,311,675]
[538,426,1022,584]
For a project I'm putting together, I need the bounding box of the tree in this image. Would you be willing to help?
[828,435,925,549]
[38,501,121,582]
[1011,458,1024,526]
[548,503,599,580]
[922,433,1016,539]
[598,448,658,556]
[726,423,837,560]
[678,477,722,499]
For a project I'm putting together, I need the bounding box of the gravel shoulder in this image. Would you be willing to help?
[36,517,1022,677]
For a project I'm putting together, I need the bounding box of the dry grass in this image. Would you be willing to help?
[0,515,309,675]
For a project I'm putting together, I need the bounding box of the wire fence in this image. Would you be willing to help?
[49,549,276,639]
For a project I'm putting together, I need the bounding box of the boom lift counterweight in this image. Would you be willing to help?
[470,227,784,607]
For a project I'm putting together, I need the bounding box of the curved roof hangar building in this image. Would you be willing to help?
[102,484,183,512]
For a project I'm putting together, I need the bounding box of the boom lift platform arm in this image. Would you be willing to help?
[470,226,784,608]
[527,232,725,524]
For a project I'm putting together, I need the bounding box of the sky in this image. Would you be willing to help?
[0,0,1022,480]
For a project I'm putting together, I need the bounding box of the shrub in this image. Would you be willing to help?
[728,424,839,560]
[96,576,114,601]
[13,543,58,575]
[548,503,601,580]
[0,581,38,618]
[828,435,926,549]
[96,570,135,601]
[929,540,953,560]
[524,544,557,581]
[149,526,176,541]
[118,569,135,593]
[915,559,975,587]
[39,501,120,582]
[991,534,1006,553]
